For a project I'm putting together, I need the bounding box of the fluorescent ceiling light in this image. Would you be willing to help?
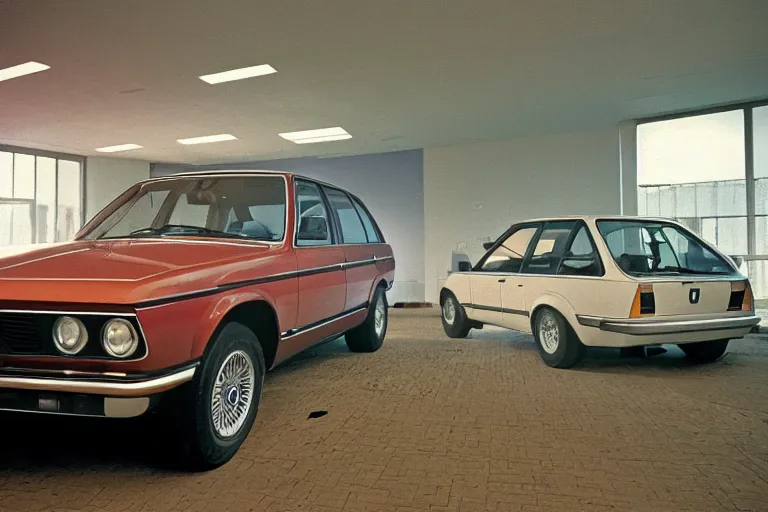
[293,134,353,144]
[177,133,237,145]
[95,143,143,153]
[279,127,352,144]
[199,64,277,85]
[0,61,50,82]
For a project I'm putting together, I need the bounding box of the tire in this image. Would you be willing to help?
[533,307,584,369]
[680,339,729,363]
[441,291,471,338]
[174,322,265,471]
[346,286,388,353]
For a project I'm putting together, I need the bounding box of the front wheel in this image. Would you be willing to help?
[175,322,265,471]
[346,286,388,353]
[533,308,584,369]
[680,339,729,363]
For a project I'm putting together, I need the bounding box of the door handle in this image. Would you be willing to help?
[498,278,506,283]
[517,284,523,288]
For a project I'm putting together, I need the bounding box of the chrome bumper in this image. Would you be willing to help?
[577,314,761,336]
[0,364,197,397]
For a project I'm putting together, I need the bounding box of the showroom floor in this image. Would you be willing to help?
[1,309,767,512]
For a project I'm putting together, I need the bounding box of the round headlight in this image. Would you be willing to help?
[52,316,88,355]
[101,318,139,359]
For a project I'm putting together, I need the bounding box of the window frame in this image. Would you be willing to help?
[519,221,578,276]
[0,144,86,244]
[293,178,338,247]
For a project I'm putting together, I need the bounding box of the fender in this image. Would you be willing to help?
[189,289,282,359]
[529,292,580,336]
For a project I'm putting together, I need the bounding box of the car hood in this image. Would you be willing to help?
[0,239,280,305]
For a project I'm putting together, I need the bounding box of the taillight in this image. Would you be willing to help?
[728,281,754,312]
[630,284,655,318]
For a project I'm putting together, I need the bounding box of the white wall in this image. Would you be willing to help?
[424,128,623,303]
[86,157,150,221]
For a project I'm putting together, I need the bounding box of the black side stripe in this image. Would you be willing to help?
[461,303,529,317]
[281,303,369,339]
[135,256,393,309]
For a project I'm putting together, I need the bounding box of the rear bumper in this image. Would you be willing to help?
[0,362,197,418]
[577,314,761,336]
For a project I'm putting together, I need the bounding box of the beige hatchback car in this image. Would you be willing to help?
[441,216,760,368]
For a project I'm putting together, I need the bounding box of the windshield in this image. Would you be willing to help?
[82,175,287,242]
[596,220,735,276]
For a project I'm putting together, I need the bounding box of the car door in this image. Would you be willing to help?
[293,180,346,329]
[471,225,539,326]
[505,221,577,331]
[322,186,387,311]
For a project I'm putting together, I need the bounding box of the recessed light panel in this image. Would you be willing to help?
[199,64,277,85]
[0,61,50,82]
[177,134,238,145]
[95,143,143,153]
[279,127,352,144]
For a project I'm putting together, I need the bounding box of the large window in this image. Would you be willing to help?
[638,105,768,298]
[0,148,84,245]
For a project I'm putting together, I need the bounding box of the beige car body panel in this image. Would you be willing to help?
[441,216,760,348]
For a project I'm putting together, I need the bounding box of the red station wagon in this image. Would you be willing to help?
[0,171,395,469]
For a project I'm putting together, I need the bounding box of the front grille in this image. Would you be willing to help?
[0,313,43,354]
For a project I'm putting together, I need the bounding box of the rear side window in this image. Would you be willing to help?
[350,197,381,243]
[557,225,603,277]
[295,181,332,246]
[323,187,368,244]
[521,221,576,274]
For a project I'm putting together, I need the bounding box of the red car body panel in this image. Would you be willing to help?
[0,172,395,376]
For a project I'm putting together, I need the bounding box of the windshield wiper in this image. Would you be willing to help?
[105,224,274,242]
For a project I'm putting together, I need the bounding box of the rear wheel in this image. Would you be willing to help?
[441,292,471,338]
[680,339,729,363]
[533,308,584,369]
[346,286,388,353]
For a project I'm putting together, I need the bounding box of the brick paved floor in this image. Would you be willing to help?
[1,309,768,512]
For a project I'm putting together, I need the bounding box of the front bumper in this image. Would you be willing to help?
[577,314,761,336]
[0,363,197,418]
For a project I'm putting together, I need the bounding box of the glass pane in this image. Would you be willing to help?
[13,153,35,200]
[645,187,660,216]
[56,160,82,242]
[637,187,647,216]
[295,181,332,246]
[35,157,56,243]
[323,187,367,244]
[481,227,537,273]
[0,201,33,245]
[351,197,380,243]
[658,186,675,217]
[0,152,12,197]
[715,180,746,216]
[756,178,768,216]
[638,109,746,185]
[695,182,717,217]
[675,184,697,218]
[715,217,748,255]
[522,221,575,275]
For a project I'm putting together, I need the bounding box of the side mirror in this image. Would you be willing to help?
[731,255,744,268]
[298,216,328,240]
[482,241,494,251]
[458,261,472,272]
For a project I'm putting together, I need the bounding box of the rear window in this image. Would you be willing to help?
[596,220,735,276]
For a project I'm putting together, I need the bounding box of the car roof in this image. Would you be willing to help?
[143,169,350,193]
[518,215,679,223]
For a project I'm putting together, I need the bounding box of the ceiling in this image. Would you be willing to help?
[1,0,767,164]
